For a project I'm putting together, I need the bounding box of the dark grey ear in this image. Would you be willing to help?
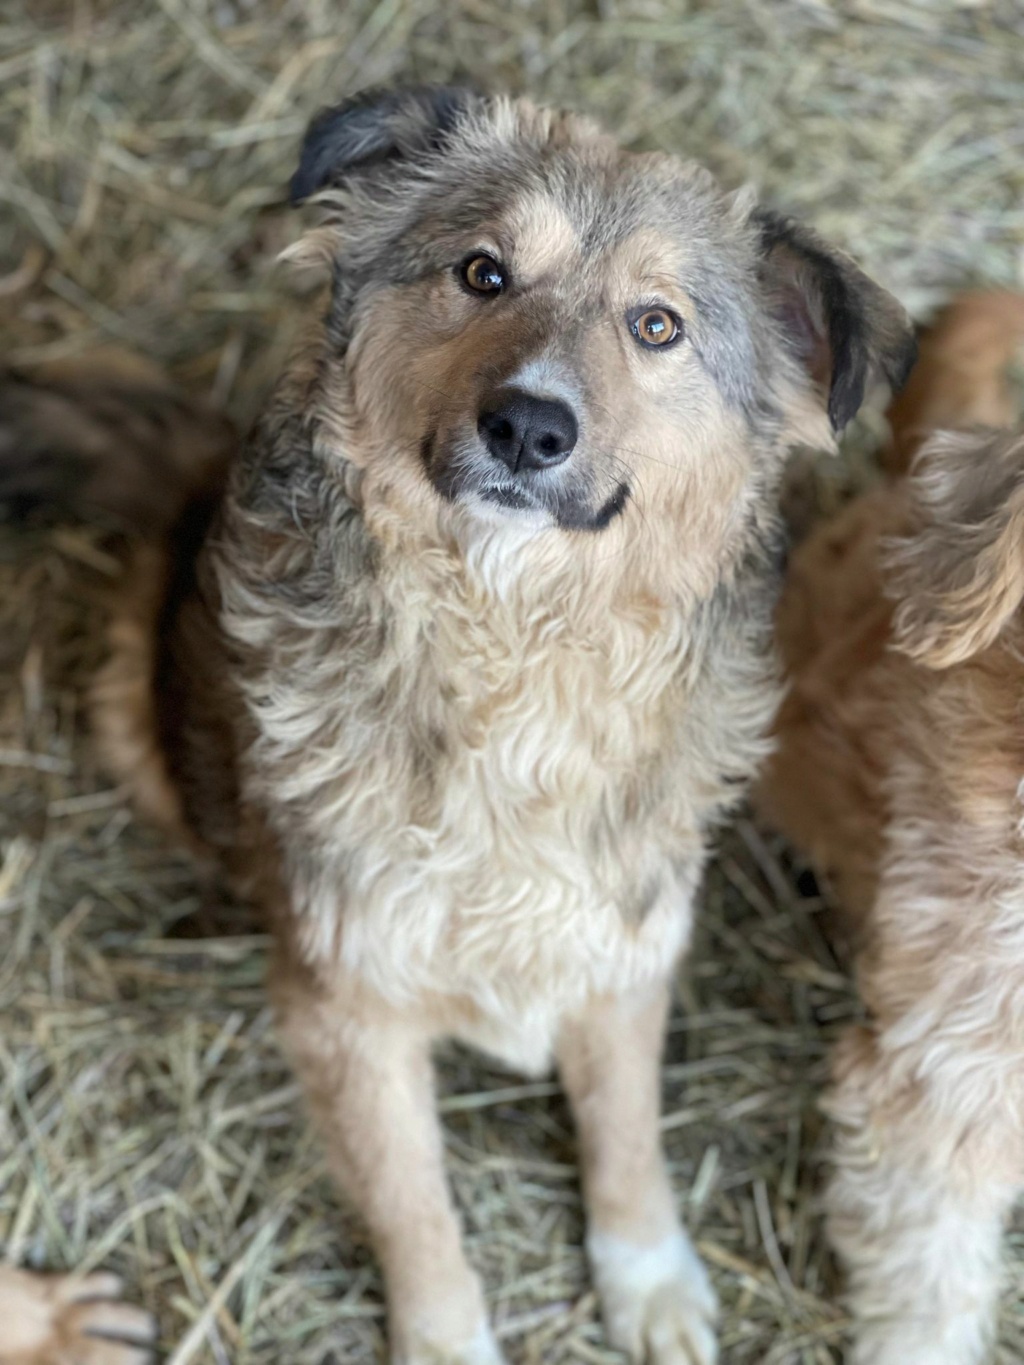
[289,85,476,205]
[753,209,917,432]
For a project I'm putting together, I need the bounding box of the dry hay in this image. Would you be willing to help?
[1,1,1023,1361]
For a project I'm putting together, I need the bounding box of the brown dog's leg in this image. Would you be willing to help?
[827,1010,1023,1365]
[274,969,503,1365]
[0,1266,155,1365]
[558,985,717,1365]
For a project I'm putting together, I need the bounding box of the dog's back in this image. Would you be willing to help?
[0,355,246,861]
[0,351,233,532]
[884,289,1024,473]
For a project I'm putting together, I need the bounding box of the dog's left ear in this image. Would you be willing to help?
[289,85,477,205]
[754,210,917,432]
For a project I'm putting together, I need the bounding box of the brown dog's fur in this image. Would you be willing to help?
[884,290,1024,474]
[1,88,915,1365]
[759,290,1024,1365]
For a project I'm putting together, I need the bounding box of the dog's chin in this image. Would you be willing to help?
[439,474,631,534]
[461,482,554,529]
[423,438,630,533]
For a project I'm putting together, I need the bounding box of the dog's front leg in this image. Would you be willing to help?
[274,967,504,1365]
[558,984,717,1365]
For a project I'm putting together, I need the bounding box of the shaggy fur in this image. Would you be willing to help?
[1,87,914,1365]
[758,290,1024,1364]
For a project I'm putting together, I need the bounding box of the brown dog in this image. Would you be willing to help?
[759,290,1024,1364]
[1,87,914,1365]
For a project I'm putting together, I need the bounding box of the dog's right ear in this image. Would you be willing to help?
[289,85,476,205]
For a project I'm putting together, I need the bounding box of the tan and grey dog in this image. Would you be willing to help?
[760,291,1024,1365]
[1,88,914,1365]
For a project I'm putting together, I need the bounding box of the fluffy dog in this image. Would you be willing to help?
[1,87,914,1365]
[759,290,1024,1364]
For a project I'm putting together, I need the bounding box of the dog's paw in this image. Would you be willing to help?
[0,1267,157,1365]
[587,1229,718,1365]
[393,1317,507,1365]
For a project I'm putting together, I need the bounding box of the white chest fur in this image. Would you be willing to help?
[231,514,752,1070]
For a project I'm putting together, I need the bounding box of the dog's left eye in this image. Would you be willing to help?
[460,255,507,295]
[631,308,681,349]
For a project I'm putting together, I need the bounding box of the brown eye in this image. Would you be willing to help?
[632,308,681,348]
[460,254,506,295]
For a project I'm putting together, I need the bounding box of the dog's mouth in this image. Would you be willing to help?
[478,482,537,512]
[421,430,543,516]
[420,429,629,532]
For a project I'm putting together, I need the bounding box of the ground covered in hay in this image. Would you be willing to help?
[1,2,1023,1361]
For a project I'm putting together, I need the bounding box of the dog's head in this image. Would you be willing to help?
[288,87,914,569]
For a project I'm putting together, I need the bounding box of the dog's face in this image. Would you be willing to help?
[289,88,915,551]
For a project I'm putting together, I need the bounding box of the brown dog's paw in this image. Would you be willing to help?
[0,1267,156,1365]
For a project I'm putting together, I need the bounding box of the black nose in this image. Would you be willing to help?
[478,388,578,473]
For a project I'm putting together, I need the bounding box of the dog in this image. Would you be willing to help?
[758,289,1024,1364]
[1,87,915,1365]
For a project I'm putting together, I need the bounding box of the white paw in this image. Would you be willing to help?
[0,1267,156,1365]
[587,1229,718,1365]
[392,1316,508,1365]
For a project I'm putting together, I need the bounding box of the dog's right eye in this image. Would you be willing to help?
[460,255,506,296]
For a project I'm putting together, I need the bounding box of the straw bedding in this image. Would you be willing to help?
[1,2,1022,1360]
